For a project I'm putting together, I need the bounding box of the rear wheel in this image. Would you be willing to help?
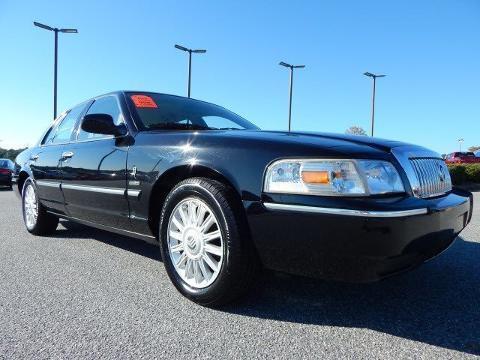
[159,177,259,306]
[22,179,58,236]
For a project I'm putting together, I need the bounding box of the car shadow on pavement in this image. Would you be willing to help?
[54,220,161,261]
[224,237,480,355]
[52,220,479,355]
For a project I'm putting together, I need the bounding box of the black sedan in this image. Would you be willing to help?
[0,158,14,189]
[14,91,472,306]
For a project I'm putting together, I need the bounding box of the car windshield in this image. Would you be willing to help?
[455,152,475,157]
[126,92,259,131]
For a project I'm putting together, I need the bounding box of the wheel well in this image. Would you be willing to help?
[17,171,29,195]
[148,165,243,238]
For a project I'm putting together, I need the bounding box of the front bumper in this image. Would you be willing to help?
[246,188,472,282]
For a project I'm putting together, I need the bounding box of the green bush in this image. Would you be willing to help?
[447,163,480,185]
[464,163,480,183]
[448,164,467,185]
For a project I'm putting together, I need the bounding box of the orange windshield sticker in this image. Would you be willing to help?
[131,95,158,108]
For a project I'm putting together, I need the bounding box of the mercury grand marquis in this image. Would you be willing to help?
[14,91,473,306]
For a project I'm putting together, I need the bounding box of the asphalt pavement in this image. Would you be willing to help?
[0,189,479,359]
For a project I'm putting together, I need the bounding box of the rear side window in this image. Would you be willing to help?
[77,96,123,141]
[44,103,86,145]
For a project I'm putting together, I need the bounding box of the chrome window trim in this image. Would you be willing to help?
[263,202,428,218]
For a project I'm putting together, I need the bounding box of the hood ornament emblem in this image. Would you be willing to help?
[437,163,445,182]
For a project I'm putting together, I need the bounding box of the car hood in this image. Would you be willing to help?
[140,129,436,158]
[218,130,423,153]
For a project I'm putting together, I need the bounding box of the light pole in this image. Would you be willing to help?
[279,62,305,132]
[458,138,464,152]
[34,22,77,120]
[174,44,206,98]
[364,72,386,137]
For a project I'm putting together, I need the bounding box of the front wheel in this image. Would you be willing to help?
[22,179,59,236]
[159,178,259,306]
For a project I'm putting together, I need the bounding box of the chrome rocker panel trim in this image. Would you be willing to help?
[36,181,141,198]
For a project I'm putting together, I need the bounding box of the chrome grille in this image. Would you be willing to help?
[409,158,452,198]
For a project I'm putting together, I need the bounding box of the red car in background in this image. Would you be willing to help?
[445,152,480,164]
[0,159,14,189]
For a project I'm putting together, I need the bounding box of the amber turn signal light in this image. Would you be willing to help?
[301,171,330,184]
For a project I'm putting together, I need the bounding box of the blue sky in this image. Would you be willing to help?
[0,0,478,154]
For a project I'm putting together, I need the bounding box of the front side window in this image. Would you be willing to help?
[45,104,86,145]
[127,92,259,131]
[77,96,123,141]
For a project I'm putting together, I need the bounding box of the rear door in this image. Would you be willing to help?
[30,104,86,214]
[61,95,130,229]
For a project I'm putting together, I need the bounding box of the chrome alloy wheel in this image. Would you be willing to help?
[167,197,224,289]
[24,184,38,229]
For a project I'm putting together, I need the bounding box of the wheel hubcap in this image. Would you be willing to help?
[167,197,223,289]
[24,184,38,229]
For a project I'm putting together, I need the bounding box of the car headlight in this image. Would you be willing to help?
[264,159,405,196]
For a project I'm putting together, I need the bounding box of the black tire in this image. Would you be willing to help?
[159,177,260,307]
[22,179,59,236]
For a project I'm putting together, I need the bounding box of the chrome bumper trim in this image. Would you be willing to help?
[263,202,428,218]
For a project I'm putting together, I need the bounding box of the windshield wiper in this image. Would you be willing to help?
[147,122,210,131]
[208,127,243,130]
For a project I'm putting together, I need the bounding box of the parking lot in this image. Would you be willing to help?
[0,189,478,359]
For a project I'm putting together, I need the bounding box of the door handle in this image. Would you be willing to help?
[61,151,74,160]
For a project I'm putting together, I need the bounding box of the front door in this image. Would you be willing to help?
[30,105,86,215]
[61,95,130,229]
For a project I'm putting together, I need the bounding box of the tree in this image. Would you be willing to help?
[468,146,480,153]
[345,126,367,136]
[0,147,26,161]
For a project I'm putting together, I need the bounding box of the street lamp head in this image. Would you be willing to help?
[364,72,386,78]
[175,44,189,52]
[33,21,54,31]
[60,28,78,33]
[293,65,305,69]
[192,49,207,53]
[34,22,77,34]
[279,61,292,68]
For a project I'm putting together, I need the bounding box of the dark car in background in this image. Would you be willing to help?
[0,159,14,189]
[14,91,473,306]
[445,152,480,164]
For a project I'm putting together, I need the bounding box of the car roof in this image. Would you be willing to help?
[66,90,222,112]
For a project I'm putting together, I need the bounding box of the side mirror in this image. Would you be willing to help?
[81,113,127,137]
